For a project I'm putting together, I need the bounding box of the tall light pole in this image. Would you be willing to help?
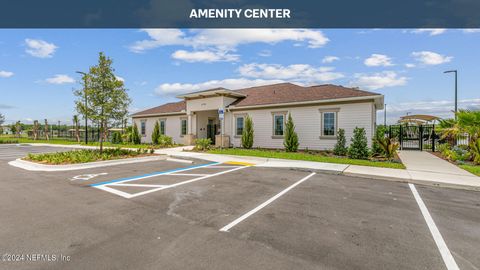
[76,71,88,144]
[444,70,458,119]
[384,104,387,126]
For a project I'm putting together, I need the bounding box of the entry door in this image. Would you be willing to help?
[207,119,217,144]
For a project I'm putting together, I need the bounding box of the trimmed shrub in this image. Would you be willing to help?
[131,123,141,144]
[152,121,160,144]
[348,127,369,159]
[158,135,173,147]
[111,132,123,144]
[283,113,299,152]
[333,128,347,156]
[194,138,212,151]
[241,115,254,149]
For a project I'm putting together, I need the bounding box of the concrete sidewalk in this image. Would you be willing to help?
[18,143,480,190]
[157,147,480,191]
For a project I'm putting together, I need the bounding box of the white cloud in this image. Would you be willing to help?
[385,98,480,121]
[405,63,416,68]
[462,29,480,33]
[364,54,394,67]
[129,29,329,54]
[45,74,75,84]
[351,71,407,90]
[258,50,272,57]
[410,29,447,36]
[155,78,285,95]
[24,39,58,58]
[171,50,239,63]
[0,70,14,78]
[238,63,344,82]
[115,76,125,82]
[322,56,339,63]
[411,51,452,65]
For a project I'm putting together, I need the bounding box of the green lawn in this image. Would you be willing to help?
[459,164,480,176]
[208,148,405,169]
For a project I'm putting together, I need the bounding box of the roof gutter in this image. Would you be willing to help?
[130,110,186,118]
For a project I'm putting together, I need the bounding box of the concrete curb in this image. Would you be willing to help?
[8,155,169,171]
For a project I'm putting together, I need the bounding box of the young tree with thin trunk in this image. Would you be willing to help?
[33,120,39,140]
[44,119,50,140]
[74,52,131,153]
[15,121,22,138]
[0,112,5,134]
[73,115,80,142]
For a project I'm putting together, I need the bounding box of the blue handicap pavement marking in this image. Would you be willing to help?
[90,162,220,187]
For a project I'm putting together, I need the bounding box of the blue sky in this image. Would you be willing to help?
[0,28,479,125]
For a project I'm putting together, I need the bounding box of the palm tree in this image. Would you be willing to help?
[33,120,39,140]
[73,115,80,143]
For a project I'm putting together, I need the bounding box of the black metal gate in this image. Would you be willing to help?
[387,124,437,151]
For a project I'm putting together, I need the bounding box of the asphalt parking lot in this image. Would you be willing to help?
[0,144,479,270]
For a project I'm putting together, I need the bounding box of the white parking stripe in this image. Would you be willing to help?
[409,184,459,270]
[220,172,316,232]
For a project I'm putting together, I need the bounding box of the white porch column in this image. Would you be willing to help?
[187,112,193,134]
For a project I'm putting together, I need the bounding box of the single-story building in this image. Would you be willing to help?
[131,83,384,150]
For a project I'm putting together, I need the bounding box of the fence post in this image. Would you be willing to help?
[419,125,423,151]
[399,125,403,150]
[432,124,436,152]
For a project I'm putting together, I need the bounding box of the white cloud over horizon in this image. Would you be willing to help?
[364,54,394,67]
[322,56,339,63]
[0,70,14,78]
[45,74,75,84]
[409,29,447,36]
[129,29,329,62]
[350,71,407,90]
[238,63,344,82]
[171,50,239,63]
[24,39,58,58]
[411,51,452,65]
[155,78,286,95]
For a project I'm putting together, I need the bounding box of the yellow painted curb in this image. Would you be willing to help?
[224,161,255,166]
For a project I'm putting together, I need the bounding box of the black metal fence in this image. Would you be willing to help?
[27,129,112,143]
[386,124,438,151]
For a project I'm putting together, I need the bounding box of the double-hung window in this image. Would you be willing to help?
[235,116,244,136]
[272,112,286,137]
[140,120,146,136]
[320,109,339,137]
[180,119,187,136]
[159,119,166,135]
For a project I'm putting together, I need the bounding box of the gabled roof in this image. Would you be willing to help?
[230,83,380,107]
[131,83,382,117]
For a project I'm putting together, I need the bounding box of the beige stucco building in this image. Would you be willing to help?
[131,83,384,150]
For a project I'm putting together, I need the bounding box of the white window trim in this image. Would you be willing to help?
[140,120,147,137]
[158,118,166,135]
[180,117,187,137]
[319,108,340,139]
[271,111,287,139]
[234,113,247,138]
